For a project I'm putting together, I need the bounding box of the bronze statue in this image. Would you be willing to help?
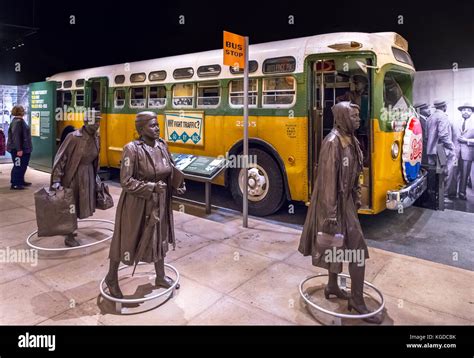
[51,114,101,247]
[299,101,383,324]
[105,111,185,299]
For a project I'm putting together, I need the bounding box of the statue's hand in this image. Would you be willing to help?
[176,182,186,195]
[154,180,167,193]
[458,137,467,144]
[323,217,338,235]
[51,182,63,191]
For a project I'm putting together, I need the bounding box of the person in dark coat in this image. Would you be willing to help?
[105,111,186,299]
[6,105,32,190]
[426,100,456,203]
[298,101,382,324]
[0,127,5,156]
[336,75,368,108]
[50,114,100,247]
[456,103,474,200]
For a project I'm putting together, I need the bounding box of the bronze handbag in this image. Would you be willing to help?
[34,186,78,237]
[316,231,344,252]
[95,175,114,210]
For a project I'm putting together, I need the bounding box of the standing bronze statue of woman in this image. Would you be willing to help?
[299,101,383,324]
[51,114,101,247]
[105,111,185,299]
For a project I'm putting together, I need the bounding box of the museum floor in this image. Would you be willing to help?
[0,164,472,325]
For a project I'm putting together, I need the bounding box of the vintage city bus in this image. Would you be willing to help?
[47,31,427,216]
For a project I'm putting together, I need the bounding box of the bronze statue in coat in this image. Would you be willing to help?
[51,115,100,247]
[105,111,186,299]
[298,101,382,324]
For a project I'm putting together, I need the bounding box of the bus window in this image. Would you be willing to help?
[229,79,258,107]
[172,83,194,108]
[262,76,296,107]
[63,91,72,106]
[76,89,84,107]
[148,86,166,108]
[384,72,410,110]
[382,71,413,131]
[114,88,125,108]
[130,87,146,108]
[197,81,220,107]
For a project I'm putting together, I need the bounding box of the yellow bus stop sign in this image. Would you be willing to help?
[223,31,245,69]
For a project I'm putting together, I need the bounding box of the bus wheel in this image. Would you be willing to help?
[230,148,285,216]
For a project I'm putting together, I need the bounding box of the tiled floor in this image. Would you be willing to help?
[0,164,473,325]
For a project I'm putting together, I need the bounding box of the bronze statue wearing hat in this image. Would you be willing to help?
[299,101,383,324]
[455,103,474,199]
[426,100,456,203]
[50,113,101,247]
[105,111,186,298]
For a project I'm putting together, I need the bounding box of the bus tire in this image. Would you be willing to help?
[230,148,285,216]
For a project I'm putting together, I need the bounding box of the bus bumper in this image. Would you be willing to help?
[386,170,428,210]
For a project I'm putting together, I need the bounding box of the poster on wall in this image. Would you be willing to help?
[28,81,57,172]
[165,111,204,146]
[30,111,40,137]
[414,68,474,213]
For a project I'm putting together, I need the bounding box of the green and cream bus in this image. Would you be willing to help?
[48,31,427,216]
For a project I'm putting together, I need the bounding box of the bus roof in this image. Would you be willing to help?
[48,32,414,90]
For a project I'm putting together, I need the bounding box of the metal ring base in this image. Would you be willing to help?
[99,262,180,315]
[26,219,114,252]
[299,273,385,321]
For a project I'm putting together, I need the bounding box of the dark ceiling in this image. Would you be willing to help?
[1,0,473,85]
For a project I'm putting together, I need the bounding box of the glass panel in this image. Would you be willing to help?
[115,75,125,84]
[197,82,220,106]
[115,89,125,107]
[130,87,146,108]
[76,89,84,106]
[263,76,295,105]
[63,91,72,106]
[130,73,146,83]
[148,86,166,107]
[230,60,258,74]
[229,79,257,106]
[172,83,194,107]
[75,79,85,87]
[149,70,167,81]
[173,68,194,79]
[197,64,221,77]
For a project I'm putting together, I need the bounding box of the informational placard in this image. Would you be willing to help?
[30,112,40,137]
[171,153,226,179]
[172,153,197,170]
[29,81,57,172]
[165,111,204,146]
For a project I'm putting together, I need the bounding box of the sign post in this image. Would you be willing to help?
[224,31,249,228]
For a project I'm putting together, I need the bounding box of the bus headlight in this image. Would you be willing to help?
[391,141,400,159]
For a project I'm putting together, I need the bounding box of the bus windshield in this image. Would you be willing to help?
[383,71,414,128]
